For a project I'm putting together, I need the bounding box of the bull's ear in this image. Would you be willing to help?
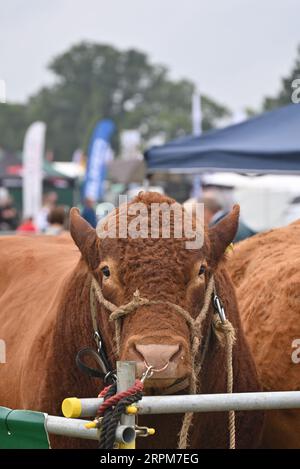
[70,208,100,270]
[208,205,240,266]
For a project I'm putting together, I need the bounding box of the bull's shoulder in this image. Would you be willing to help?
[227,221,300,392]
[0,235,80,287]
[0,234,75,258]
[0,235,81,342]
[229,220,300,285]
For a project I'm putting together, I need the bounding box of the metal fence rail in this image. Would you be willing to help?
[62,391,300,419]
[50,390,300,443]
[46,416,136,444]
[6,360,299,447]
[47,415,100,441]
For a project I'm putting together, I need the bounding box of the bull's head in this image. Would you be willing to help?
[70,192,239,391]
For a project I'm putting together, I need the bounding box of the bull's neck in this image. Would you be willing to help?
[47,260,101,413]
[57,259,94,344]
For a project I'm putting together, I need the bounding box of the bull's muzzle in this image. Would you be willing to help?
[124,337,189,387]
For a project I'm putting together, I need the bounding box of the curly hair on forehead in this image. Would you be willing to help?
[98,191,205,242]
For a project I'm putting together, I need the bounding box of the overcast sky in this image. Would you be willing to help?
[1,0,299,113]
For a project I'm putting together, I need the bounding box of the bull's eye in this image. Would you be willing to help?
[101,266,110,278]
[199,265,206,276]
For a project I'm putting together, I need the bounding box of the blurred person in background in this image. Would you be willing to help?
[283,196,300,225]
[0,189,18,231]
[45,206,68,236]
[81,198,97,228]
[36,191,58,232]
[17,216,37,234]
[184,192,255,243]
[201,194,256,242]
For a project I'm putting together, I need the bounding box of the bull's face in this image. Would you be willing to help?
[70,192,239,391]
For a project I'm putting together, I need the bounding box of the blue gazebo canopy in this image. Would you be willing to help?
[145,104,300,174]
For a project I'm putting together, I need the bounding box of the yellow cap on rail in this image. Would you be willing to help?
[62,397,82,418]
[126,405,138,415]
[85,421,97,429]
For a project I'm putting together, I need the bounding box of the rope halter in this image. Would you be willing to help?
[90,274,236,449]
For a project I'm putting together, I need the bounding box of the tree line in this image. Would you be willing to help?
[0,42,299,160]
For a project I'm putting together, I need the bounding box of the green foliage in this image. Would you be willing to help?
[0,103,29,151]
[1,42,231,160]
[263,45,300,111]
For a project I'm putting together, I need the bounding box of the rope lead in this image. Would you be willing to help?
[97,380,144,449]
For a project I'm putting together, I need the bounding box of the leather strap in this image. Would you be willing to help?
[76,348,116,383]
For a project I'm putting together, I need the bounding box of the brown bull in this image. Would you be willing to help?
[0,192,263,448]
[229,219,300,448]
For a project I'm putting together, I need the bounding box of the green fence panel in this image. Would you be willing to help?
[0,407,50,449]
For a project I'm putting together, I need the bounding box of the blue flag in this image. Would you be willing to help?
[83,119,115,201]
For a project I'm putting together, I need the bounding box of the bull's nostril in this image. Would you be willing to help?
[170,344,183,363]
[132,344,145,362]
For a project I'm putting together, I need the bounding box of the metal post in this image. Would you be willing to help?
[116,361,136,449]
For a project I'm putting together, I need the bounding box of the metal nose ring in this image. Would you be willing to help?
[143,360,170,373]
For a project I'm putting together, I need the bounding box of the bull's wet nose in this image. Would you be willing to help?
[124,338,189,386]
[135,343,180,369]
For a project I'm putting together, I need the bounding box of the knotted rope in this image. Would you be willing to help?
[91,276,214,361]
[90,275,236,449]
[213,316,236,449]
[98,380,144,449]
[97,379,144,416]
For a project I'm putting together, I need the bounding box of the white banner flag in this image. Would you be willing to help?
[22,122,46,221]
